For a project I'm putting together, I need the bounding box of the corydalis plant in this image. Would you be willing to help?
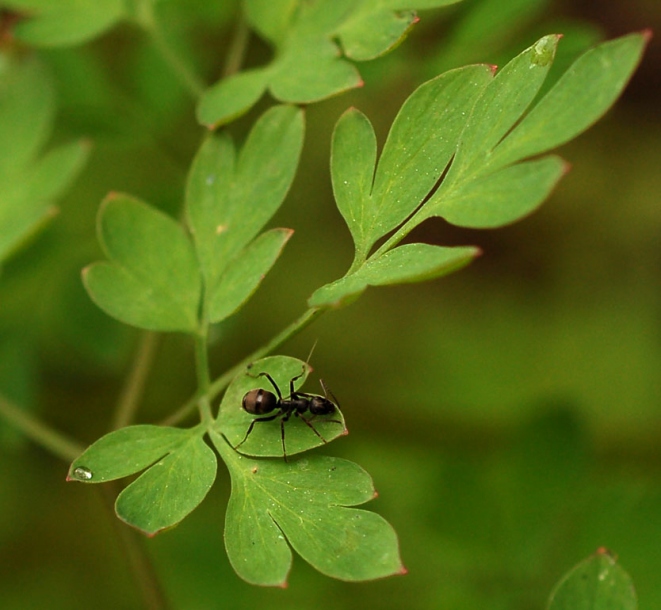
[64,30,647,588]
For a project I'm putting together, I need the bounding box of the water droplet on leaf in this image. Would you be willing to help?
[72,466,93,481]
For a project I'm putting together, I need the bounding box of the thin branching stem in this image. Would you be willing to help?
[100,484,172,610]
[0,393,84,461]
[222,13,250,78]
[139,4,205,99]
[112,332,159,430]
[161,307,324,426]
[194,328,214,426]
[372,207,429,259]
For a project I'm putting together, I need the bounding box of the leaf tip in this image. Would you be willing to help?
[641,28,654,43]
[80,265,92,281]
[488,64,498,75]
[398,565,409,576]
[595,546,617,559]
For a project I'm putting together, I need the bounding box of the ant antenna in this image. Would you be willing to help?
[305,339,319,370]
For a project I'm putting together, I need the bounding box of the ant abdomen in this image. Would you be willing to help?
[242,388,278,415]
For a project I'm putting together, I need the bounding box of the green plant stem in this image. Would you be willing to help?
[161,307,324,426]
[223,13,250,78]
[193,330,214,426]
[139,5,205,99]
[0,393,84,461]
[112,332,159,430]
[373,206,431,259]
[100,484,172,610]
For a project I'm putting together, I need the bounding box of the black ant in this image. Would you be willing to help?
[234,367,343,461]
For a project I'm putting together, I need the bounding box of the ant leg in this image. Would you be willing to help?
[257,372,283,400]
[280,417,288,462]
[297,413,330,444]
[288,365,307,397]
[234,413,280,449]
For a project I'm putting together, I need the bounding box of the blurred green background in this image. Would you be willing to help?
[1,0,661,608]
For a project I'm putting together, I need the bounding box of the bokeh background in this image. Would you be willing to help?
[1,0,661,608]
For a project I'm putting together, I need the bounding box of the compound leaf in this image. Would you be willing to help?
[198,0,465,126]
[216,355,347,459]
[67,424,194,483]
[186,105,303,322]
[196,69,269,129]
[547,549,637,610]
[0,54,88,262]
[208,228,293,323]
[309,244,479,308]
[419,32,646,229]
[335,5,416,62]
[330,107,377,260]
[8,0,126,47]
[67,424,217,536]
[336,1,461,62]
[431,155,568,228]
[490,31,649,169]
[331,65,493,262]
[83,193,201,333]
[115,434,217,536]
[445,34,560,184]
[0,53,54,174]
[24,139,90,203]
[212,430,404,586]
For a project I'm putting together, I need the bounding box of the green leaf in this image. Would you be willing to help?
[429,155,568,229]
[8,0,126,47]
[196,69,269,128]
[208,228,293,323]
[330,108,377,261]
[115,434,217,536]
[445,34,560,183]
[216,355,347,459]
[0,180,57,264]
[368,64,493,250]
[547,549,637,610]
[212,430,404,586]
[186,105,303,318]
[331,65,493,261]
[0,53,55,175]
[25,139,90,202]
[413,33,646,230]
[309,243,479,307]
[199,0,457,125]
[0,55,89,262]
[336,1,461,61]
[83,193,201,333]
[243,0,298,43]
[335,5,416,62]
[490,32,650,169]
[67,425,194,483]
[68,424,217,535]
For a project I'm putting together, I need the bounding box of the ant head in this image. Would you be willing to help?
[308,395,335,416]
[242,388,278,415]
